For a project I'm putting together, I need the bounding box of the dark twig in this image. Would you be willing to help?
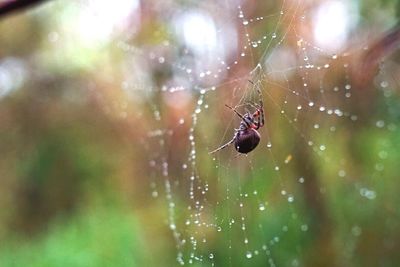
[0,0,50,18]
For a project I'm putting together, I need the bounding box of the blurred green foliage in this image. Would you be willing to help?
[0,206,144,267]
[1,1,400,267]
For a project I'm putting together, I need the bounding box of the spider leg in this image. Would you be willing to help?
[256,88,265,127]
[224,104,251,128]
[209,137,235,154]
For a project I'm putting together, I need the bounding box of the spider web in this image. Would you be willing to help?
[112,0,398,266]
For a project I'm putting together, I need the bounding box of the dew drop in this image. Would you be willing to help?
[351,226,362,236]
[380,81,389,88]
[376,120,385,128]
[246,251,253,259]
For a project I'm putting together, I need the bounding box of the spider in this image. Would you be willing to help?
[209,88,265,154]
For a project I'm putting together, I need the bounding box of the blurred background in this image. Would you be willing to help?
[0,0,400,266]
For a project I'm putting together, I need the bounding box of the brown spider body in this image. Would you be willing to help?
[209,88,265,155]
[234,128,260,153]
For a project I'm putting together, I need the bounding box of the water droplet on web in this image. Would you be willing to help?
[272,33,277,39]
[351,225,362,236]
[378,150,388,159]
[298,177,304,183]
[376,120,385,128]
[338,170,346,177]
[267,142,272,148]
[242,20,249,25]
[332,54,338,59]
[246,251,253,259]
[179,118,185,124]
[209,253,214,259]
[259,204,266,211]
[308,101,314,107]
[380,80,389,88]
[360,188,377,199]
[288,195,294,202]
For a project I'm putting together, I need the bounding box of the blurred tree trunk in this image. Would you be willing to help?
[353,25,400,89]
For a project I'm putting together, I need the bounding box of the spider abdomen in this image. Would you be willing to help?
[234,128,260,154]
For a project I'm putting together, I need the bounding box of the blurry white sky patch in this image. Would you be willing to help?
[179,12,218,57]
[70,0,140,46]
[312,0,359,52]
[41,0,141,71]
[0,58,27,98]
[173,10,237,68]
